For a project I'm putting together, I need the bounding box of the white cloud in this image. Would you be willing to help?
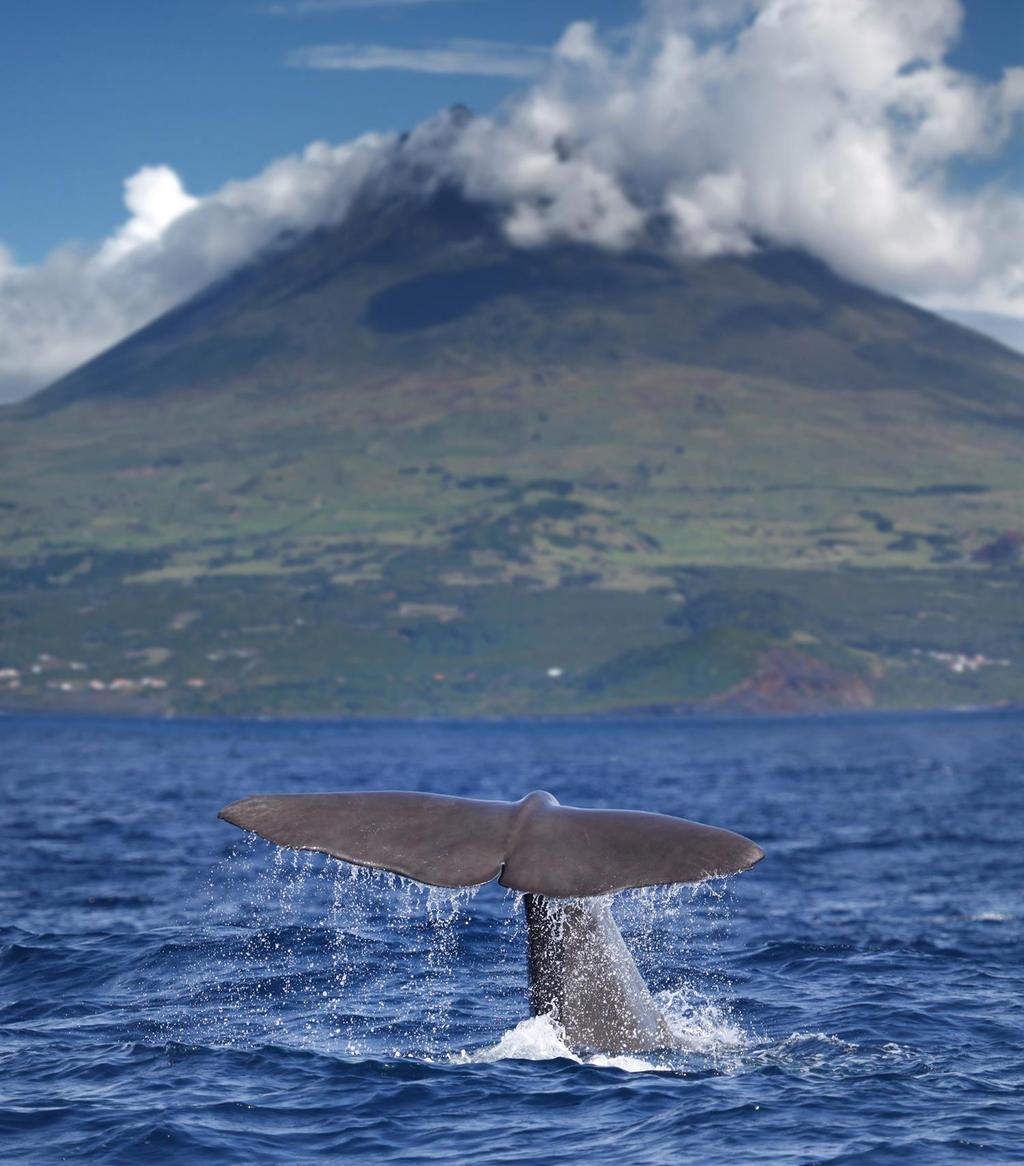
[0,134,396,401]
[443,0,1024,318]
[97,166,199,266]
[288,39,549,78]
[2,0,1024,403]
[269,0,474,12]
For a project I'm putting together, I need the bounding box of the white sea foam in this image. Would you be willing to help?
[658,988,748,1055]
[926,910,1014,924]
[460,1014,579,1063]
[455,1014,668,1073]
[456,987,750,1074]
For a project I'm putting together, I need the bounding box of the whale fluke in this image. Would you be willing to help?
[218,789,764,897]
[218,789,764,1053]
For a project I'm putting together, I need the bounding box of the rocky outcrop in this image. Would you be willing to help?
[711,648,874,715]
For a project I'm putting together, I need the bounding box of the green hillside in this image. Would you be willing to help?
[1,187,1022,718]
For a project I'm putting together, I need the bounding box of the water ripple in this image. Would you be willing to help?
[2,713,1023,1164]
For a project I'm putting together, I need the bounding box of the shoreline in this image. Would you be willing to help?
[1,698,1020,730]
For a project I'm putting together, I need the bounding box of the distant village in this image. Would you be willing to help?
[0,642,1012,708]
[0,653,207,698]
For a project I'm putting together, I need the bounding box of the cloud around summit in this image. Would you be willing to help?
[1,0,1023,402]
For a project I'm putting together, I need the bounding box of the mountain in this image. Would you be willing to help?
[27,184,1024,413]
[2,186,1023,718]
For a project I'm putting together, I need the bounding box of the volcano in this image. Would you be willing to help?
[27,184,1024,414]
[2,184,1023,718]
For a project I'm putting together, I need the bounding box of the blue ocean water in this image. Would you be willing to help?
[1,712,1022,1164]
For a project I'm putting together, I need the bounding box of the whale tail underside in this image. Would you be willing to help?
[217,789,764,897]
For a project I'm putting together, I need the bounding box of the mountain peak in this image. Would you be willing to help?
[20,177,1024,417]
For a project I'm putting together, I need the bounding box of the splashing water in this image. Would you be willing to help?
[179,840,752,1068]
[177,845,521,1057]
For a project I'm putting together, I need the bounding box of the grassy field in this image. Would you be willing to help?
[1,560,1021,717]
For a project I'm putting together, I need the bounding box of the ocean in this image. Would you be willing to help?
[2,712,1022,1164]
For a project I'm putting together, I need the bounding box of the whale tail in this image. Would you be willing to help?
[218,789,764,1054]
[217,789,763,897]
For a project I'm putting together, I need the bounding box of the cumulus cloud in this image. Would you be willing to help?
[447,0,1024,313]
[0,135,396,400]
[288,39,549,78]
[97,167,199,267]
[2,0,1024,403]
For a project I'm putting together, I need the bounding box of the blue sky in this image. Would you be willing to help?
[2,0,639,263]
[2,0,1020,264]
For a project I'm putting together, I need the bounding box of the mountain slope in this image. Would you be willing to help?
[28,186,1024,414]
[1,188,1022,718]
